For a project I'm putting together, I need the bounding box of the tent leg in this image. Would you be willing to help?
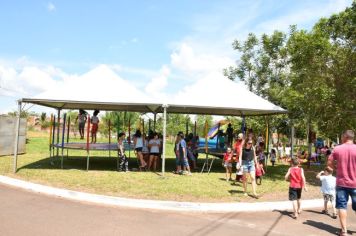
[208,157,216,174]
[86,151,90,171]
[13,101,22,173]
[153,113,157,132]
[56,109,61,158]
[200,153,209,173]
[291,124,295,158]
[61,149,64,169]
[161,105,167,176]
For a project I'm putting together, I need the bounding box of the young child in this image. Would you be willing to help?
[117,132,128,172]
[270,149,277,166]
[285,158,307,219]
[76,109,87,139]
[222,147,233,181]
[255,160,265,185]
[90,110,100,143]
[316,167,337,219]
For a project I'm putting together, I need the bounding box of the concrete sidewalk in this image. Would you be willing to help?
[0,175,332,213]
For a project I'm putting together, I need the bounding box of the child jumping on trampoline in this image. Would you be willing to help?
[91,110,100,143]
[117,132,129,172]
[76,109,87,139]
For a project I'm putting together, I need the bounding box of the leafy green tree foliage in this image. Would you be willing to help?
[100,111,140,138]
[225,2,356,139]
[195,115,213,136]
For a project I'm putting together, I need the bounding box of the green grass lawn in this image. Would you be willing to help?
[0,131,324,202]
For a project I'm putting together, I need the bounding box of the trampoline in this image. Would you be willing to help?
[52,142,133,151]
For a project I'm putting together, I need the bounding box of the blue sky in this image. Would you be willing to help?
[0,0,352,113]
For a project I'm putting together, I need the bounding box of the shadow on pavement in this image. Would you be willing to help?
[304,209,324,215]
[263,210,292,236]
[187,212,239,236]
[302,220,340,235]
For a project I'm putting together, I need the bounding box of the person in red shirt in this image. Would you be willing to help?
[328,130,356,236]
[285,158,307,219]
[255,160,265,185]
[234,133,244,182]
[222,147,234,181]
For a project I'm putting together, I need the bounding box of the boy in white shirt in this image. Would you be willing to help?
[316,167,337,219]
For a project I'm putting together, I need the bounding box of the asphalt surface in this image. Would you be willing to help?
[0,183,355,236]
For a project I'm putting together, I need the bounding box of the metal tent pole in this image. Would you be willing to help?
[13,100,22,173]
[108,119,111,158]
[161,105,168,176]
[61,113,67,169]
[153,113,157,132]
[49,114,53,162]
[86,114,91,171]
[291,124,295,158]
[66,116,70,158]
[51,115,56,162]
[56,109,61,158]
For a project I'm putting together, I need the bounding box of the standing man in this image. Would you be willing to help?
[178,133,191,175]
[328,130,356,236]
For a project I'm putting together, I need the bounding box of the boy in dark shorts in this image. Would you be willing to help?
[285,158,307,219]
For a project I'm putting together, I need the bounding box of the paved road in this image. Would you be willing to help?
[0,184,355,236]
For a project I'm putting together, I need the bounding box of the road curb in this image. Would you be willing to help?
[0,175,325,213]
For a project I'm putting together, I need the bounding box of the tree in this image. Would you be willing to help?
[225,2,356,140]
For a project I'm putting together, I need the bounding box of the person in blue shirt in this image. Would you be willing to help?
[177,133,192,175]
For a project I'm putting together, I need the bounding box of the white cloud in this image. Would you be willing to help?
[0,60,155,114]
[131,38,139,43]
[256,0,352,33]
[47,2,56,12]
[144,65,170,98]
[0,65,62,98]
[170,43,235,76]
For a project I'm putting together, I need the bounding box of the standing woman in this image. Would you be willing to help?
[133,130,147,168]
[238,139,259,198]
[148,132,161,171]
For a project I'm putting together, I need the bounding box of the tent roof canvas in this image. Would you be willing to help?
[166,75,286,116]
[21,66,286,116]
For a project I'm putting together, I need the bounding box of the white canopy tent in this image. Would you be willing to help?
[168,75,285,116]
[12,70,287,173]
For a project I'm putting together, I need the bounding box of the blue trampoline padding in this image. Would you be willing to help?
[52,142,134,151]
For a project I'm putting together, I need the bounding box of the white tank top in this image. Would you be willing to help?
[135,137,143,148]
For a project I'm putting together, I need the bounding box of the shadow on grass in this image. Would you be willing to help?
[18,156,191,172]
[228,189,244,195]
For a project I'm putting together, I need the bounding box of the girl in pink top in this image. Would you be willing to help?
[285,158,308,219]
